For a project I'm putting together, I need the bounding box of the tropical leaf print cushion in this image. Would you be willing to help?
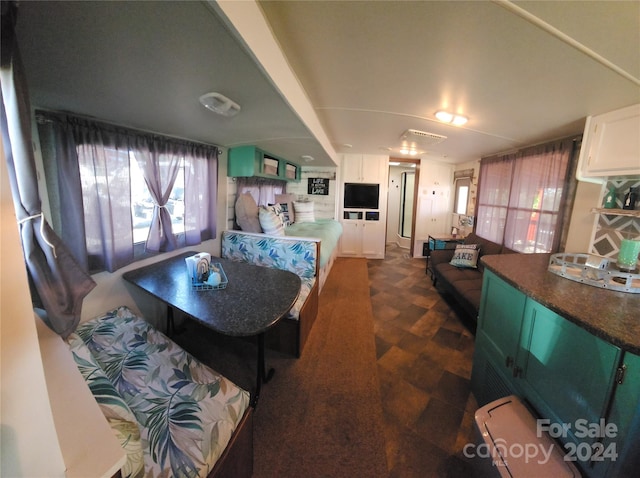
[73,306,250,478]
[67,333,144,478]
[222,231,317,279]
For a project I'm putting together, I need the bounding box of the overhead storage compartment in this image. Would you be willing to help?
[227,146,301,182]
[577,103,640,183]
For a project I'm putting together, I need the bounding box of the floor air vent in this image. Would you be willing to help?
[400,129,447,145]
[483,360,512,405]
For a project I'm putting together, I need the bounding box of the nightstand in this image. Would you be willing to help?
[425,234,464,278]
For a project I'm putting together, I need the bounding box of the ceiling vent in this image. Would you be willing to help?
[400,129,447,145]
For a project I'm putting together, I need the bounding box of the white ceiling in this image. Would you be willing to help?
[15,1,640,168]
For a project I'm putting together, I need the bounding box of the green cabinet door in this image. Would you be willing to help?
[477,270,527,371]
[517,299,621,450]
[228,145,261,177]
[228,146,300,181]
[471,270,527,404]
[603,351,640,478]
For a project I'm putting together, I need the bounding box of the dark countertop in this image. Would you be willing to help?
[481,253,640,355]
[123,251,301,337]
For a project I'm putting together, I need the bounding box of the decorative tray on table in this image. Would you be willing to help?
[191,262,228,291]
[548,253,640,294]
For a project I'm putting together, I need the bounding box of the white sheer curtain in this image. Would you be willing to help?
[236,177,285,206]
[475,138,576,253]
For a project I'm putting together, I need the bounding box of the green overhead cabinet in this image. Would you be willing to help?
[227,146,300,182]
[472,269,639,478]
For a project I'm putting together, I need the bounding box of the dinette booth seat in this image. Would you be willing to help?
[68,306,253,478]
[221,230,320,357]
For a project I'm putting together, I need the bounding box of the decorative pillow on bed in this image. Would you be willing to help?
[259,206,286,236]
[235,193,262,233]
[267,203,288,227]
[275,194,295,224]
[294,200,315,223]
[450,244,480,268]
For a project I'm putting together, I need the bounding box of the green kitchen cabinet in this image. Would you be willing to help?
[471,270,637,478]
[227,146,300,181]
[471,270,526,404]
[603,351,640,477]
[517,299,621,451]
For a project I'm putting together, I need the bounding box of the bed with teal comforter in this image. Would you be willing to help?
[283,219,343,269]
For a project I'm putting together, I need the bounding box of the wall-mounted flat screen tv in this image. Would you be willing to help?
[344,183,380,209]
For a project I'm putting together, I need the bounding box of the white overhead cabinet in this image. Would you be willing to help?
[339,154,388,259]
[342,154,388,183]
[577,103,640,180]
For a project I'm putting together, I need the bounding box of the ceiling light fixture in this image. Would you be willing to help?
[301,155,315,162]
[199,92,241,117]
[399,139,422,157]
[400,148,419,156]
[435,110,468,126]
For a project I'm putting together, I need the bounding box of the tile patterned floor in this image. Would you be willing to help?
[368,244,484,478]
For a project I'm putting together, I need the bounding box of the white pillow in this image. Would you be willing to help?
[450,244,480,268]
[294,201,315,223]
[258,206,285,236]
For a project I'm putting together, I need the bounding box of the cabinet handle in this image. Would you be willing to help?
[513,366,522,378]
[505,356,514,368]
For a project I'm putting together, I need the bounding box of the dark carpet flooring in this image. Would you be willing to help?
[173,257,388,478]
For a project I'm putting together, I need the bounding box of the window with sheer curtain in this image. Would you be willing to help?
[235,177,286,206]
[37,111,218,273]
[475,137,578,253]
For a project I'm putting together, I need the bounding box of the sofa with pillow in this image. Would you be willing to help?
[429,232,517,321]
[68,306,253,478]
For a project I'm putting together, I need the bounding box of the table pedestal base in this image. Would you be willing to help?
[252,333,275,407]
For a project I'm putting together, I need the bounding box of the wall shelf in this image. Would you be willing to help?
[591,207,640,218]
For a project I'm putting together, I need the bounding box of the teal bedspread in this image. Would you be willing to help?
[284,219,343,268]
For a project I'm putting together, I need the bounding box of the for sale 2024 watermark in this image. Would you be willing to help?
[463,418,618,466]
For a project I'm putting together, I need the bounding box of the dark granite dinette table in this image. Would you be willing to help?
[123,251,301,406]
